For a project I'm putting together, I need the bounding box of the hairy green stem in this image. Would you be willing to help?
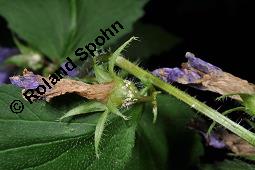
[115,56,255,146]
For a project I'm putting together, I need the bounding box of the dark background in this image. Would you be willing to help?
[142,0,253,82]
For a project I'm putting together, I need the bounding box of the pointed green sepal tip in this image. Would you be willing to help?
[95,109,109,158]
[59,101,106,121]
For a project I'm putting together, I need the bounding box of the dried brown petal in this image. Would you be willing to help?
[181,54,255,101]
[221,131,255,156]
[189,119,255,156]
[199,72,255,100]
[153,53,255,101]
[44,79,114,102]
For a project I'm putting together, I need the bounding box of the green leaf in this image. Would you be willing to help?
[0,85,142,169]
[125,105,168,170]
[125,95,204,170]
[0,0,148,62]
[201,159,255,170]
[13,36,35,54]
[157,94,196,130]
[157,94,204,169]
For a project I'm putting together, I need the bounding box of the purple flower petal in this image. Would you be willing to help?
[61,62,79,77]
[0,72,8,83]
[208,135,226,149]
[9,72,40,89]
[0,47,19,84]
[152,67,201,84]
[152,52,225,86]
[152,68,174,82]
[0,47,19,62]
[201,132,226,149]
[185,52,222,74]
[165,68,185,82]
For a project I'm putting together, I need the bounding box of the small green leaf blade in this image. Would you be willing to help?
[95,109,109,158]
[59,101,106,121]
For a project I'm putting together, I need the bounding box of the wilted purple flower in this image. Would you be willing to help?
[152,67,201,84]
[9,72,40,89]
[201,132,226,149]
[152,52,225,86]
[0,47,19,84]
[185,52,222,74]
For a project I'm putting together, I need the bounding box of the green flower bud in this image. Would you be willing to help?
[109,77,139,108]
[241,94,255,115]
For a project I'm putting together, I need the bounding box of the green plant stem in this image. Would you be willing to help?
[115,56,255,146]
